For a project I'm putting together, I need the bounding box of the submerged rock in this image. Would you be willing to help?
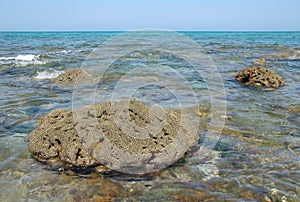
[253,58,266,66]
[265,50,300,61]
[29,100,198,173]
[235,60,284,88]
[51,68,123,85]
[51,68,92,84]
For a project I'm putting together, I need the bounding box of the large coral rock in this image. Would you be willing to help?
[29,100,198,172]
[235,60,284,88]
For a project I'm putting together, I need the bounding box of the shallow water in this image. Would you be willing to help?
[0,31,299,201]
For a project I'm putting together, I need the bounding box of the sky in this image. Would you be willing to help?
[0,0,299,31]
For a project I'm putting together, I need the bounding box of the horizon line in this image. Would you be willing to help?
[0,30,300,32]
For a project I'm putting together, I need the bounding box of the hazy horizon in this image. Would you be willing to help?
[1,30,300,33]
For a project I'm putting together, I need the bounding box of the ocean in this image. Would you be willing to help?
[0,31,299,201]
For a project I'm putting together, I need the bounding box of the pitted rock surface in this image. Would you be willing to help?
[29,100,198,171]
[235,60,284,88]
[29,108,99,167]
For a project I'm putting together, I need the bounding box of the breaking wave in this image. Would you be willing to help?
[33,69,64,79]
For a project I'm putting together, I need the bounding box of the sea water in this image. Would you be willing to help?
[0,31,299,201]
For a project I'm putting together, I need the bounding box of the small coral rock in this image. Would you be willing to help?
[51,68,91,84]
[253,58,266,66]
[235,65,284,88]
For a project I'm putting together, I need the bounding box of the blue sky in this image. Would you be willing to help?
[0,0,299,31]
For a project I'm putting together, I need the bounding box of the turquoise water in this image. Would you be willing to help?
[0,32,299,201]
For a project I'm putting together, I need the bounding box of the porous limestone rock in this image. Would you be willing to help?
[29,100,199,173]
[235,60,284,88]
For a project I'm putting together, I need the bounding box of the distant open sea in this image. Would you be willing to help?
[0,31,299,201]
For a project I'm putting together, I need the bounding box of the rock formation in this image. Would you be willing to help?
[235,59,284,88]
[253,58,266,66]
[51,68,92,84]
[265,49,300,61]
[29,108,98,167]
[29,100,198,173]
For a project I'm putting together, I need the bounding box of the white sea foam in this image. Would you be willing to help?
[0,56,16,65]
[0,56,15,60]
[60,50,72,54]
[13,54,47,66]
[15,54,37,61]
[34,70,64,79]
[60,49,82,54]
[1,54,41,61]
